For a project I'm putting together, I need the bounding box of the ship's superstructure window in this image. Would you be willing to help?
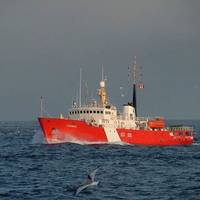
[70,108,104,116]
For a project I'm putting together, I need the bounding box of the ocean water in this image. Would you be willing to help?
[0,120,200,200]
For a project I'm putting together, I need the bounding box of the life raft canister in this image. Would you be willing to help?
[148,118,165,129]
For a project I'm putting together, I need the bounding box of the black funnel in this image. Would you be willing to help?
[132,83,137,116]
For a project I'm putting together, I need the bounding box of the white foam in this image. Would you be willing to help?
[192,142,200,146]
[47,138,129,146]
[32,130,46,144]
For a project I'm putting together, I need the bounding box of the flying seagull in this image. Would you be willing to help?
[75,168,99,196]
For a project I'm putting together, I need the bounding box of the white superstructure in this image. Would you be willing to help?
[68,78,145,129]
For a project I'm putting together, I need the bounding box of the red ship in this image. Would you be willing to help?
[38,58,194,146]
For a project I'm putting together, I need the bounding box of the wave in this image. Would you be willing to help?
[192,142,200,146]
[45,137,129,146]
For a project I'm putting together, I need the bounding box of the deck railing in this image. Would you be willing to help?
[167,126,194,131]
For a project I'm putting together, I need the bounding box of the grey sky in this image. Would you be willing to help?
[0,0,200,120]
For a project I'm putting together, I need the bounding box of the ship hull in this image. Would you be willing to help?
[38,117,193,146]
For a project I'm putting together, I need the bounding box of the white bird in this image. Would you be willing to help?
[75,168,99,196]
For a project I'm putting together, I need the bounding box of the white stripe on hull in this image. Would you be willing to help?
[104,127,121,142]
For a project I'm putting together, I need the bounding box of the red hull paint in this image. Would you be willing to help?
[38,117,193,146]
[38,118,107,143]
[117,129,193,146]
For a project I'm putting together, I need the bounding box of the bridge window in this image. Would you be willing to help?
[93,111,96,114]
[101,111,103,114]
[97,111,100,114]
[87,110,89,113]
[90,110,92,114]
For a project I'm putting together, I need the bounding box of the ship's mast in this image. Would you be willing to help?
[79,68,82,107]
[40,96,43,117]
[84,81,89,105]
[98,66,108,107]
[132,56,139,117]
[101,65,104,81]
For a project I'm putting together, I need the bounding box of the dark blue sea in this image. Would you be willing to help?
[0,120,200,200]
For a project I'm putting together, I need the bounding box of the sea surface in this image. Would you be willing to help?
[0,120,200,200]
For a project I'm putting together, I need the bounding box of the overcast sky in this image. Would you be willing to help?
[0,0,200,120]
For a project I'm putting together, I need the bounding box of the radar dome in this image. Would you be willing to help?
[100,81,105,87]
